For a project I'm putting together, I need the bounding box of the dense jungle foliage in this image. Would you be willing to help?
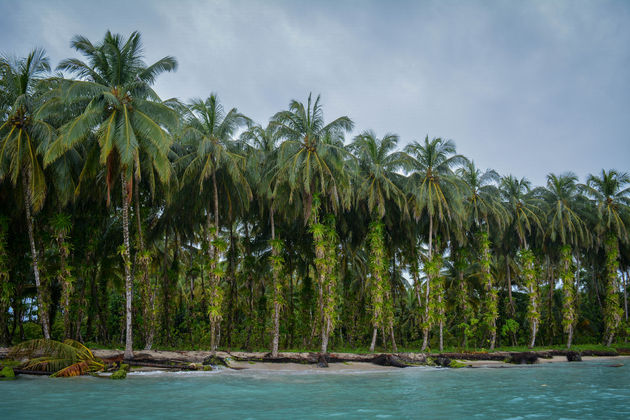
[1,31,629,357]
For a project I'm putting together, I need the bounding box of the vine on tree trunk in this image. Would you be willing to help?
[560,245,576,348]
[310,195,339,354]
[519,248,540,348]
[604,234,622,346]
[479,232,498,349]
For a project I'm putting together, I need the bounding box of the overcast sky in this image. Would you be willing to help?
[1,0,629,185]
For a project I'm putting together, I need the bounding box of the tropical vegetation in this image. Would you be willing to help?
[1,32,629,357]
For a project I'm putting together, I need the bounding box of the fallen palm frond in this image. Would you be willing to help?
[10,339,104,377]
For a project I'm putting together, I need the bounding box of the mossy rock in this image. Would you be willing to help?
[425,357,435,366]
[203,365,213,371]
[203,355,229,367]
[119,363,130,372]
[0,366,15,380]
[111,369,127,380]
[449,360,468,368]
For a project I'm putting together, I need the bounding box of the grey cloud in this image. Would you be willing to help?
[1,0,628,185]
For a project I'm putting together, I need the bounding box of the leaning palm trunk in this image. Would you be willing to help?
[22,173,50,339]
[120,174,134,359]
[370,327,378,352]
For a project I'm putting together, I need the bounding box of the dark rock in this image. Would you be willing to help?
[566,351,582,362]
[317,353,329,368]
[508,352,538,364]
[434,356,452,367]
[372,354,412,368]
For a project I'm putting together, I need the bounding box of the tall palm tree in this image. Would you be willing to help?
[180,93,251,352]
[45,31,178,359]
[349,130,406,351]
[540,172,588,347]
[584,169,630,345]
[272,93,353,356]
[457,161,507,349]
[403,136,464,351]
[241,122,285,357]
[500,175,543,348]
[0,48,54,338]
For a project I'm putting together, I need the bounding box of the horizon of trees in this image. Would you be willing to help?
[1,31,629,357]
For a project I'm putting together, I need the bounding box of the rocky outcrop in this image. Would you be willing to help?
[507,352,539,364]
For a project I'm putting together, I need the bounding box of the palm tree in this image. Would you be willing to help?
[500,175,543,348]
[584,169,630,345]
[540,172,588,347]
[272,93,353,356]
[349,130,406,351]
[241,122,285,357]
[403,136,465,351]
[457,161,507,349]
[44,31,178,359]
[10,338,104,377]
[179,93,251,352]
[0,48,54,338]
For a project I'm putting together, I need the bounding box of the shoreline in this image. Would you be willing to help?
[89,348,628,372]
[2,347,628,375]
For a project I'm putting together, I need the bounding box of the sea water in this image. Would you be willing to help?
[1,361,628,419]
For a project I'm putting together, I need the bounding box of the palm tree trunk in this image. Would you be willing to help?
[506,257,515,316]
[58,233,71,339]
[208,169,221,354]
[121,173,134,359]
[370,327,378,352]
[389,319,398,352]
[271,207,281,358]
[421,216,433,351]
[438,302,444,351]
[624,271,628,322]
[22,173,50,339]
[530,321,538,348]
[421,279,430,351]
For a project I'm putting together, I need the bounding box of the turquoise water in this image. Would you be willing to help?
[1,361,629,419]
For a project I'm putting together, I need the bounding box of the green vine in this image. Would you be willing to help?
[0,217,12,343]
[560,245,576,339]
[479,232,498,347]
[604,234,623,344]
[518,248,540,346]
[367,221,389,333]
